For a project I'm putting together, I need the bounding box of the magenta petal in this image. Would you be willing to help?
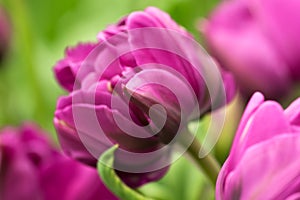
[97,16,128,41]
[229,99,291,169]
[286,193,300,200]
[144,7,187,33]
[93,105,161,152]
[251,0,300,79]
[285,98,300,129]
[222,134,300,200]
[54,61,77,92]
[131,49,204,102]
[125,68,199,118]
[216,160,229,200]
[54,118,99,166]
[227,92,264,166]
[55,101,162,159]
[41,158,118,200]
[61,103,168,187]
[127,11,161,29]
[0,146,42,200]
[0,124,55,200]
[54,43,96,91]
[127,7,187,33]
[203,1,291,99]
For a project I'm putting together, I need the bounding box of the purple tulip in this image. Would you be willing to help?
[0,6,11,62]
[216,92,300,199]
[0,123,117,200]
[202,0,300,100]
[54,7,235,188]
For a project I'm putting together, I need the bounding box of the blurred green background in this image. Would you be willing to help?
[0,0,241,199]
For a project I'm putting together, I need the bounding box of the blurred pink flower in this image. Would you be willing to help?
[0,123,117,200]
[202,0,300,100]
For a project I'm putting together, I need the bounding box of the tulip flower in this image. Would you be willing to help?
[0,123,117,200]
[202,0,300,100]
[217,92,300,199]
[0,6,11,62]
[54,7,235,187]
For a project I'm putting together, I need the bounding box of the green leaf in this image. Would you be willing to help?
[97,145,155,200]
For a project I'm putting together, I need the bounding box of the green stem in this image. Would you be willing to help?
[180,129,220,185]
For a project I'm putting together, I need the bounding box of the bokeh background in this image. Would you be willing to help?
[0,0,242,199]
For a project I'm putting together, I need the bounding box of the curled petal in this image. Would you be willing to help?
[54,43,97,91]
